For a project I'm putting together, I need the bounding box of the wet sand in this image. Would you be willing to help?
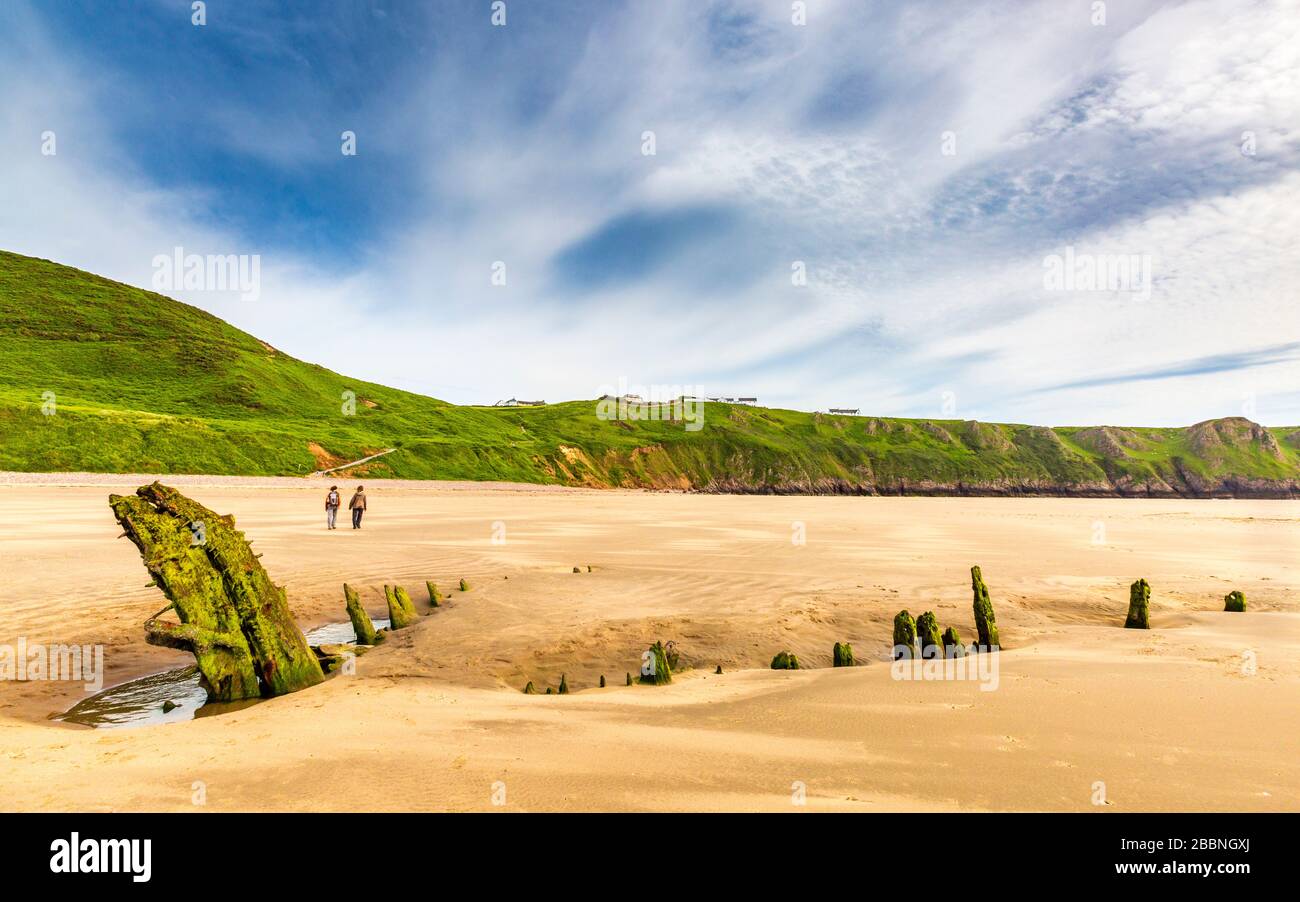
[1,475,1297,811]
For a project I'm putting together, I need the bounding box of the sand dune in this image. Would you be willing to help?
[1,476,1297,811]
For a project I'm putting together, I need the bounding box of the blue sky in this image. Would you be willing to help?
[3,0,1298,425]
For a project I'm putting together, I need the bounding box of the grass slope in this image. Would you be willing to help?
[2,251,1298,496]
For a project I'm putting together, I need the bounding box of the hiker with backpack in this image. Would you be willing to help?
[325,485,341,529]
[348,485,367,529]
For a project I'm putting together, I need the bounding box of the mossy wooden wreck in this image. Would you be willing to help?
[344,583,381,645]
[385,584,419,629]
[109,482,324,702]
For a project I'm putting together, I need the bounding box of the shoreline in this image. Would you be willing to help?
[2,470,1297,499]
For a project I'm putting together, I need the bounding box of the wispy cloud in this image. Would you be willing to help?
[2,0,1298,426]
[1037,342,1300,392]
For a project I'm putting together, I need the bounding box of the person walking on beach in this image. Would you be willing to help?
[325,485,341,530]
[348,485,367,529]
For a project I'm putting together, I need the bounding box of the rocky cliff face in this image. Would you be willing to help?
[697,477,1298,498]
[696,474,1299,498]
[672,416,1300,498]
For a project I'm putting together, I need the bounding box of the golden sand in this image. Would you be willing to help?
[1,478,1296,811]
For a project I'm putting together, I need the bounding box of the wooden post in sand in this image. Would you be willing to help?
[109,482,324,702]
[1125,578,1151,629]
[385,584,419,629]
[640,641,672,685]
[893,610,918,660]
[941,626,964,657]
[916,611,943,659]
[770,651,800,670]
[971,565,1000,649]
[344,583,380,645]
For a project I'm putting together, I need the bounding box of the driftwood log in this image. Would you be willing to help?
[109,482,324,702]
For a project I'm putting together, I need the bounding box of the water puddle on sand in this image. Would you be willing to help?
[303,618,389,646]
[59,618,390,729]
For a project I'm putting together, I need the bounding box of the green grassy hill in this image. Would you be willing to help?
[2,250,1298,496]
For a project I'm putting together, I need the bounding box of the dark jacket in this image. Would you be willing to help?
[348,491,367,511]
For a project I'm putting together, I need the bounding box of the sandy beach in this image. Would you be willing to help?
[1,475,1297,812]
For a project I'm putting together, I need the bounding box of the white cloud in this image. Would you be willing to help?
[1,0,1298,426]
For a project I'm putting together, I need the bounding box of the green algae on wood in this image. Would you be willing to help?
[459,578,470,592]
[426,581,442,608]
[893,610,918,660]
[558,673,569,694]
[315,651,353,674]
[522,681,537,694]
[1125,578,1151,629]
[941,626,964,657]
[315,643,359,657]
[665,641,681,671]
[971,565,1000,649]
[1224,590,1246,612]
[832,642,854,667]
[344,583,380,645]
[916,611,943,659]
[394,585,419,622]
[640,641,672,685]
[109,482,323,702]
[385,584,419,630]
[771,650,800,670]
